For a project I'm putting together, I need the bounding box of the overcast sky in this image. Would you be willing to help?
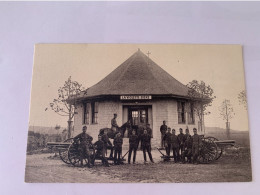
[29,44,248,131]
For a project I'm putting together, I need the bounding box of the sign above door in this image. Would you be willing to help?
[120,95,152,100]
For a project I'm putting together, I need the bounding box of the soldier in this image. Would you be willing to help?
[192,128,202,165]
[101,129,113,158]
[146,123,153,137]
[163,127,172,157]
[181,129,192,163]
[171,129,179,163]
[137,124,145,149]
[177,128,185,160]
[160,121,167,148]
[142,130,154,163]
[73,126,93,167]
[93,135,110,167]
[113,132,123,165]
[128,130,139,164]
[111,113,119,132]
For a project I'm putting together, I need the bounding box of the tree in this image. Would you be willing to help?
[238,90,247,110]
[219,99,235,139]
[186,80,215,134]
[48,76,85,138]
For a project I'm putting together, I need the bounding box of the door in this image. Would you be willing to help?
[128,107,148,129]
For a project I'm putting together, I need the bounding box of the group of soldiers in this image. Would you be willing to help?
[73,114,201,168]
[160,120,202,164]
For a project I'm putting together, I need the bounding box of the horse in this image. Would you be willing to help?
[99,121,132,139]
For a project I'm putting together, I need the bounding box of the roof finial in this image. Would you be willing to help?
[147,51,151,58]
[138,48,140,52]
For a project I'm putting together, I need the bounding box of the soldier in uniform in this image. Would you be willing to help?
[171,129,179,163]
[160,121,167,148]
[146,123,152,136]
[93,135,110,167]
[163,127,172,157]
[137,124,145,149]
[142,130,154,163]
[111,113,119,132]
[192,128,202,165]
[101,129,113,158]
[128,130,139,164]
[181,129,192,163]
[177,128,185,160]
[73,126,93,167]
[113,132,123,165]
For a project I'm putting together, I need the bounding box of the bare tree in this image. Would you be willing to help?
[219,99,235,139]
[187,80,215,134]
[48,76,85,138]
[238,90,247,110]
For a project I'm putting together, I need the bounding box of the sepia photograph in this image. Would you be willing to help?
[25,44,251,183]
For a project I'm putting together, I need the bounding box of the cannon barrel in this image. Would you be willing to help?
[46,142,71,149]
[214,140,235,146]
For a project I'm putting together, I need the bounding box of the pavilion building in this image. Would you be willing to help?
[71,49,200,144]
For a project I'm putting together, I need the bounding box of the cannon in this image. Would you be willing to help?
[157,135,235,164]
[47,137,127,167]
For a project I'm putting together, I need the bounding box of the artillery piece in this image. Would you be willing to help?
[157,135,235,163]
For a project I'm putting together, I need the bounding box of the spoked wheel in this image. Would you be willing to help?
[59,138,74,164]
[68,142,96,167]
[206,136,223,160]
[198,137,218,164]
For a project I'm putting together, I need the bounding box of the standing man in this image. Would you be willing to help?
[163,127,172,157]
[181,131,192,163]
[113,132,123,165]
[171,129,180,163]
[192,128,202,165]
[160,121,167,148]
[177,128,185,160]
[73,126,93,167]
[128,130,139,164]
[101,129,113,158]
[146,123,153,137]
[93,135,110,167]
[111,113,119,132]
[142,130,154,163]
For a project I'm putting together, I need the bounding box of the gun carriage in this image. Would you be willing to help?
[47,127,127,167]
[157,135,235,163]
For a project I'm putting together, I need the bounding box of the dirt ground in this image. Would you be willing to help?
[25,146,252,183]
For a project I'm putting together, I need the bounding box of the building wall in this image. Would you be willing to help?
[73,98,199,144]
[74,100,122,141]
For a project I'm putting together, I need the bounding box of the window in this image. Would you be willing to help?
[177,101,186,124]
[187,102,195,124]
[83,103,90,124]
[91,102,98,124]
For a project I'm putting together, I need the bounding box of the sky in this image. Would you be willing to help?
[29,44,249,131]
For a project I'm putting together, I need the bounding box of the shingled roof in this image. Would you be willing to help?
[79,49,190,99]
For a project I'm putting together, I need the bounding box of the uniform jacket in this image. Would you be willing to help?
[146,127,152,137]
[171,134,179,148]
[163,132,172,144]
[111,118,118,128]
[192,134,202,147]
[129,134,139,148]
[73,133,93,146]
[141,134,151,147]
[178,133,185,145]
[113,136,123,150]
[101,134,112,147]
[184,134,192,149]
[160,125,167,135]
[94,140,105,152]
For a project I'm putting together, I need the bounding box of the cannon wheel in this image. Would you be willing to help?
[206,136,223,160]
[198,137,218,164]
[59,138,74,164]
[68,142,96,167]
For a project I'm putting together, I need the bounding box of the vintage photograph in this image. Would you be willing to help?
[25,44,251,183]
